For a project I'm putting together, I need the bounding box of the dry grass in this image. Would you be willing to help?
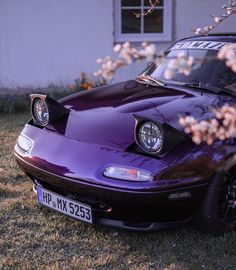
[0,113,236,270]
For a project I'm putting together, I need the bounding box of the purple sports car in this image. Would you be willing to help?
[15,34,236,234]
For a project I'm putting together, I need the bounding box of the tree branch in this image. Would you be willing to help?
[192,0,236,35]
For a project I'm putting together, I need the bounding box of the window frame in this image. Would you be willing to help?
[114,0,173,42]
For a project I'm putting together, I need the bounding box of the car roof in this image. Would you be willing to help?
[179,33,236,43]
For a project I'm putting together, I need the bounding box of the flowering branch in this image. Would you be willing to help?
[179,44,236,146]
[181,1,236,148]
[179,105,236,145]
[94,42,194,81]
[94,42,156,80]
[218,43,236,73]
[192,0,236,35]
[133,0,160,18]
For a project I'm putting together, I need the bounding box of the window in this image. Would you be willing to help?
[114,0,172,42]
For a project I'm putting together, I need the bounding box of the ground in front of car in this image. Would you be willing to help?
[0,113,236,270]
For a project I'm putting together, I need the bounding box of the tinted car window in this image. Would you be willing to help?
[150,49,236,91]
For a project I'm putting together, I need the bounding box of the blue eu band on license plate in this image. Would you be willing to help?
[37,186,93,224]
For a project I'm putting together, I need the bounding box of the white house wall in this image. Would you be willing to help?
[0,0,235,88]
[0,0,114,88]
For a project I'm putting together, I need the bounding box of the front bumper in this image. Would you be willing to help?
[14,124,209,231]
[15,151,208,231]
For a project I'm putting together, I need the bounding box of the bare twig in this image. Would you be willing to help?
[133,0,160,18]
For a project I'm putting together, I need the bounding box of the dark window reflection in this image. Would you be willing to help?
[122,0,141,6]
[144,9,163,33]
[150,49,236,90]
[122,9,141,33]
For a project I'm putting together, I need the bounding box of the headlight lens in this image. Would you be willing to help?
[138,121,163,152]
[32,98,49,126]
[103,166,153,181]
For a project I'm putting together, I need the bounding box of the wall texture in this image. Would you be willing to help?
[0,0,235,88]
[0,0,114,87]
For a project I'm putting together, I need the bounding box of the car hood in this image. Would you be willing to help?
[47,80,233,150]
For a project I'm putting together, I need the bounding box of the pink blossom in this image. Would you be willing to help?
[180,105,236,145]
[218,44,236,73]
[164,53,194,79]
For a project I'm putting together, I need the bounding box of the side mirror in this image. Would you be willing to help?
[140,62,156,76]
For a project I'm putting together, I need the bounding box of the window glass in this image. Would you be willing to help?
[144,9,163,33]
[115,0,172,42]
[122,9,141,33]
[150,49,236,89]
[122,0,141,6]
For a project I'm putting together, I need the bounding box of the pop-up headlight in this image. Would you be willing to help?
[30,94,69,127]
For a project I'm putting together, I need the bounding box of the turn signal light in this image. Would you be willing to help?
[103,166,153,182]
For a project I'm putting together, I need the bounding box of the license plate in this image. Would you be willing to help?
[37,186,93,224]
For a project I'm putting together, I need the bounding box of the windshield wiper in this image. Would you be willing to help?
[136,74,166,87]
[181,82,222,93]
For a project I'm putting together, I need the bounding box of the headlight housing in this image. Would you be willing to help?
[133,117,185,157]
[137,121,163,153]
[30,94,69,127]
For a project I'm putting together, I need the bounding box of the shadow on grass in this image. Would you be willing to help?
[2,201,236,269]
[0,188,22,200]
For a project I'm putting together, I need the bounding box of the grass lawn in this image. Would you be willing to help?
[0,113,236,270]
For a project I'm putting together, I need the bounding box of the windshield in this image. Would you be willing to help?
[148,48,236,92]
